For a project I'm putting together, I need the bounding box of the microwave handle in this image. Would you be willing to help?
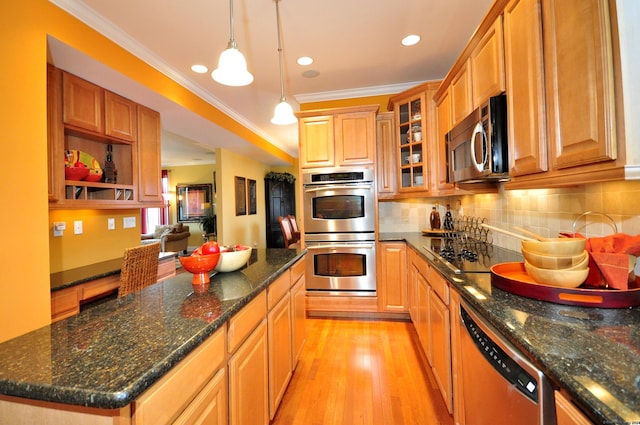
[304,183,373,193]
[471,122,488,172]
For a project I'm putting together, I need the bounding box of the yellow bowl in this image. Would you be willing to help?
[521,238,586,257]
[524,261,588,288]
[521,248,588,270]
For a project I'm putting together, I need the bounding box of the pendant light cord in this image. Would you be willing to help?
[275,0,286,102]
[228,0,237,49]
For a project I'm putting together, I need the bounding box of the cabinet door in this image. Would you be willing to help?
[435,90,454,192]
[451,60,473,126]
[291,275,306,368]
[396,93,428,192]
[377,242,408,312]
[268,293,292,419]
[137,105,162,203]
[376,112,396,195]
[173,368,228,425]
[429,292,453,414]
[471,17,506,108]
[335,111,376,166]
[299,115,335,168]
[504,0,548,176]
[229,320,269,425]
[47,65,64,202]
[62,72,104,133]
[105,91,137,142]
[543,0,616,169]
[417,272,431,363]
[555,390,594,425]
[51,287,80,323]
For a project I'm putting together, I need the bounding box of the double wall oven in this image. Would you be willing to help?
[303,168,376,296]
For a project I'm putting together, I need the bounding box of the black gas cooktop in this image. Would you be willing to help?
[422,238,523,274]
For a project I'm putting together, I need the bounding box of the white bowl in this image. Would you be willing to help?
[214,246,252,272]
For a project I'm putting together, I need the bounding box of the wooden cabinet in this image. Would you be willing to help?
[229,319,269,425]
[471,17,506,107]
[133,326,226,425]
[376,112,397,197]
[428,268,453,414]
[377,242,408,313]
[48,65,162,209]
[296,105,378,169]
[435,89,454,193]
[268,291,292,419]
[555,390,595,425]
[449,289,465,425]
[136,105,162,203]
[450,60,473,126]
[290,258,306,368]
[504,0,548,177]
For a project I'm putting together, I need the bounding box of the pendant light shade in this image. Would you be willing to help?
[271,0,297,125]
[212,0,253,86]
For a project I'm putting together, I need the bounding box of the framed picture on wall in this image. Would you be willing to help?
[176,183,212,222]
[235,176,246,215]
[248,179,256,214]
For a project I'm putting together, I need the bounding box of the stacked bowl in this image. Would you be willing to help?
[521,238,589,288]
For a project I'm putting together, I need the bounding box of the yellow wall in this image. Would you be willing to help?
[0,0,293,342]
[165,164,217,247]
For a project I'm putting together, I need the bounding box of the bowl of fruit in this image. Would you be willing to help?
[215,244,252,272]
[179,241,221,285]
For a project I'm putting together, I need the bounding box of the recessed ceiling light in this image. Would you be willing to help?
[297,56,313,66]
[401,35,421,46]
[191,64,209,73]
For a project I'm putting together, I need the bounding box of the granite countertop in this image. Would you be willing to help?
[50,251,177,292]
[381,232,640,425]
[0,248,305,409]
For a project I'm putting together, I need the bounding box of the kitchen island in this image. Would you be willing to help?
[383,232,640,425]
[0,248,305,422]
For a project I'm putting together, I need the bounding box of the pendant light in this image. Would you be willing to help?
[271,0,297,125]
[212,0,253,86]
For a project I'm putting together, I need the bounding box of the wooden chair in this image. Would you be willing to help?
[278,216,300,249]
[118,242,161,297]
[287,215,301,240]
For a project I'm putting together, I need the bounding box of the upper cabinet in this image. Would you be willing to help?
[450,61,473,127]
[296,105,378,169]
[48,65,163,209]
[471,17,506,108]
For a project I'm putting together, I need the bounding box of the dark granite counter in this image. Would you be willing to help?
[381,232,640,425]
[0,248,305,409]
[50,252,177,292]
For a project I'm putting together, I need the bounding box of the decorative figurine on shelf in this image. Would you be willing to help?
[103,144,117,183]
[430,205,441,230]
[444,203,454,231]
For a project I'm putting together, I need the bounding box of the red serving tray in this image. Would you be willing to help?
[490,262,640,308]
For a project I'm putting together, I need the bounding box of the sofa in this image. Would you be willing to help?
[141,223,191,254]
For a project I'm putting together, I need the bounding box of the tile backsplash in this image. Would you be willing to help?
[378,180,640,251]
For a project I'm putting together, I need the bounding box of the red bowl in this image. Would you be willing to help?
[179,253,220,285]
[65,166,90,181]
[84,172,103,182]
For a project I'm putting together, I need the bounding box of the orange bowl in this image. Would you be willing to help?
[84,172,103,182]
[179,253,220,285]
[65,166,90,181]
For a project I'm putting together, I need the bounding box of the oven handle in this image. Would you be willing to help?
[304,183,373,193]
[306,243,375,250]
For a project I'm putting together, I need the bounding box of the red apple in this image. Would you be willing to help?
[201,241,220,255]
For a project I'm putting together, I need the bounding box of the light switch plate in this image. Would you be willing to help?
[53,221,66,237]
[123,216,136,229]
[74,220,83,235]
[108,218,115,230]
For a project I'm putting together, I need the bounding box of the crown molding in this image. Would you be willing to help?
[293,81,429,103]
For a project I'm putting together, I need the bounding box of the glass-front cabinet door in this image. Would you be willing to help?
[396,92,427,191]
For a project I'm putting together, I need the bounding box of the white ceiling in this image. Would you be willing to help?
[48,0,494,167]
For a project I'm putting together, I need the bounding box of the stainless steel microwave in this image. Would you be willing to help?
[447,94,509,184]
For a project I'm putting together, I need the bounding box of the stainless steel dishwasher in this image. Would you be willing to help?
[458,300,556,424]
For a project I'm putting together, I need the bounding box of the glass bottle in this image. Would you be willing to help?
[444,204,454,231]
[430,206,441,230]
[103,144,117,183]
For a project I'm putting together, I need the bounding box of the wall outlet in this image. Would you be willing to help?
[53,222,66,237]
[74,220,83,235]
[108,218,115,230]
[123,216,136,229]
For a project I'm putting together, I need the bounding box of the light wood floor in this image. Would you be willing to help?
[271,317,454,425]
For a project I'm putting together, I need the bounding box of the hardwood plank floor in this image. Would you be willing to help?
[272,317,453,425]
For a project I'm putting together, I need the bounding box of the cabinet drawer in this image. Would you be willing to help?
[81,274,120,300]
[429,267,450,305]
[173,367,227,425]
[157,257,176,282]
[228,291,267,353]
[290,257,305,287]
[133,326,226,425]
[409,248,429,279]
[51,287,80,323]
[268,272,290,310]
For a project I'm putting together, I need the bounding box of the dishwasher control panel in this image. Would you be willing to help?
[460,306,539,402]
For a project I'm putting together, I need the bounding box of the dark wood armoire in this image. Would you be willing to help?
[265,177,296,248]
